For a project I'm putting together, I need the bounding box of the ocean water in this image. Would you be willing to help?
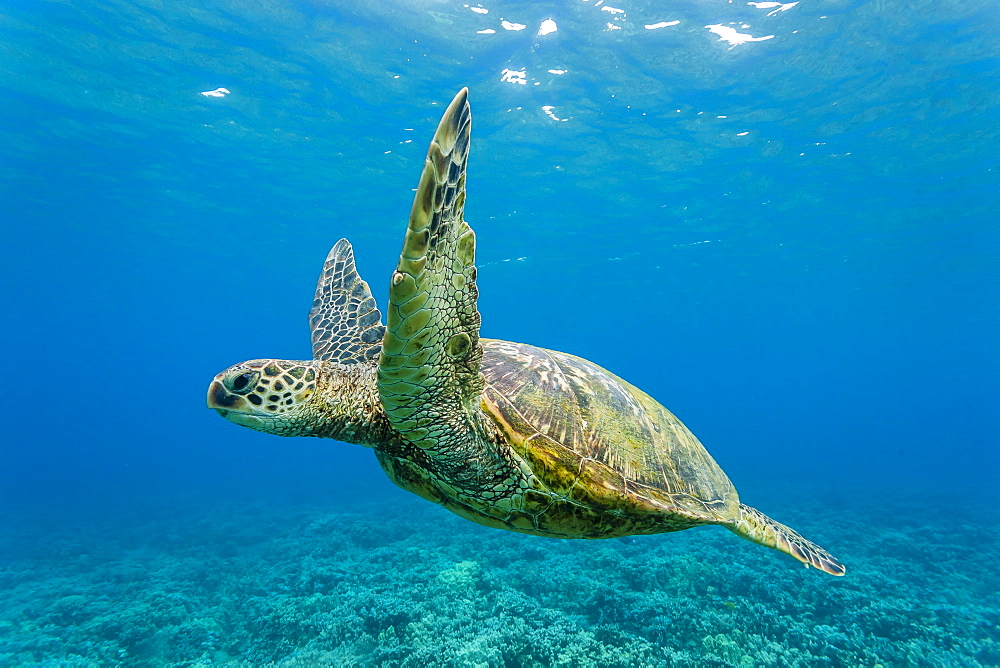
[1,0,998,665]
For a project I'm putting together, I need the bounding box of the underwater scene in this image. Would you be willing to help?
[2,0,998,665]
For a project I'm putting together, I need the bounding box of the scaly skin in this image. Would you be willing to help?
[207,359,391,443]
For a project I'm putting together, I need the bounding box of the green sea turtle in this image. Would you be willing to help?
[207,88,845,576]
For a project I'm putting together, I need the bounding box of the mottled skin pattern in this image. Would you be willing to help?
[309,238,386,365]
[207,88,845,576]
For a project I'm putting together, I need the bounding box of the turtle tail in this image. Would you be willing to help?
[729,503,846,576]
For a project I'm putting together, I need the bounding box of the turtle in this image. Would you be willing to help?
[207,88,845,576]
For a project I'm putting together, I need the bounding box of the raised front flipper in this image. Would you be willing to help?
[378,88,483,454]
[309,238,385,364]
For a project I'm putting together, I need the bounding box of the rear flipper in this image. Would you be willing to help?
[729,503,846,576]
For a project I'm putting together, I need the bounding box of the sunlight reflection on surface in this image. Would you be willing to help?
[705,23,776,47]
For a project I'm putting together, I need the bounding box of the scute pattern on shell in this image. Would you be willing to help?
[480,339,739,523]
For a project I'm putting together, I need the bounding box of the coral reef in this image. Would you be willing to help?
[0,492,996,666]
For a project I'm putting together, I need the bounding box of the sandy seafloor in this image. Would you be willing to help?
[1,490,996,667]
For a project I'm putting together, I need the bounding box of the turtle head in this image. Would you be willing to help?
[207,359,321,436]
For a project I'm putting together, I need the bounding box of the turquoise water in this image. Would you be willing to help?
[2,0,998,665]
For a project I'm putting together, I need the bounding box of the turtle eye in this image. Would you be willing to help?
[227,371,258,394]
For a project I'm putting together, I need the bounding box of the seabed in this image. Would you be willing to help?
[1,492,997,666]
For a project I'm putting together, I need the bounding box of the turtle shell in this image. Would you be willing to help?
[480,339,740,535]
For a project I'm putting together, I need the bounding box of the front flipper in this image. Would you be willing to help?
[309,238,385,364]
[378,88,483,452]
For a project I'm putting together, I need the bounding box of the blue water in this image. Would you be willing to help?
[2,0,998,665]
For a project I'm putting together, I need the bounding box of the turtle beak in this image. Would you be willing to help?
[207,379,270,431]
[207,379,245,414]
